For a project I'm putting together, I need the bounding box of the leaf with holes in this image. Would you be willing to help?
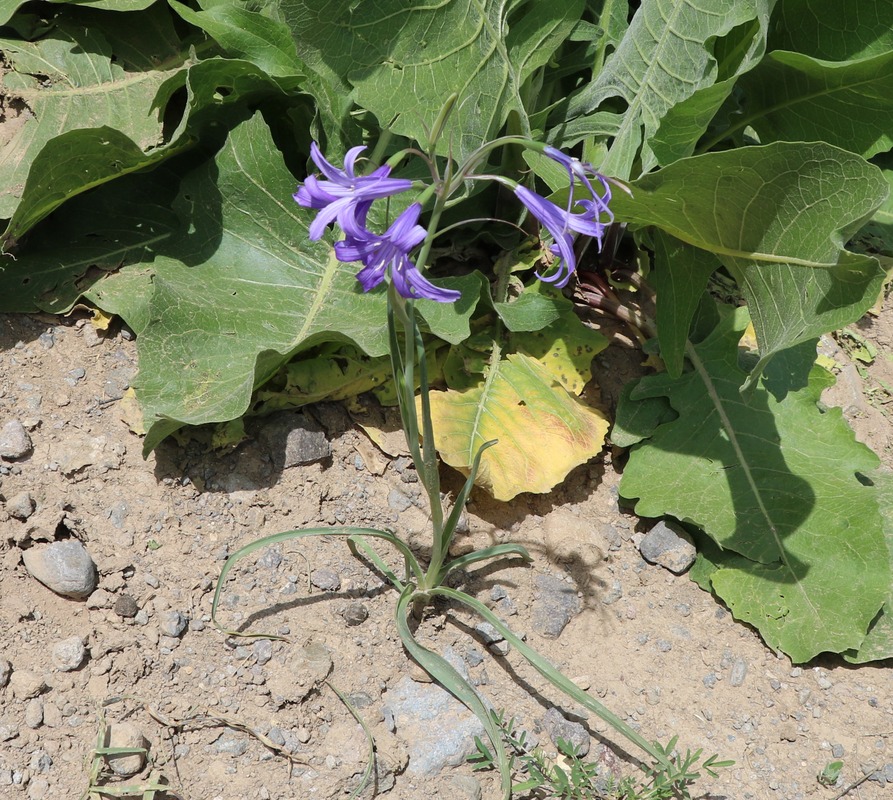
[619,304,888,662]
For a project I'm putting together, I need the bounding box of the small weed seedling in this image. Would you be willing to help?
[469,711,732,800]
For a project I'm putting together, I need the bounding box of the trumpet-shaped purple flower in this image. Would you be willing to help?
[515,185,611,288]
[294,142,412,241]
[336,202,461,303]
[514,150,614,287]
[543,146,614,221]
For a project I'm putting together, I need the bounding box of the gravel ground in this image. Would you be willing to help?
[0,310,892,800]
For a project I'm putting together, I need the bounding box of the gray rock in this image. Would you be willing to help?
[729,657,748,687]
[9,670,45,700]
[253,639,273,666]
[24,698,43,729]
[214,732,249,756]
[601,579,623,605]
[342,602,369,626]
[105,722,148,778]
[542,707,590,757]
[159,611,187,638]
[6,492,35,521]
[52,636,87,671]
[531,574,581,639]
[386,673,485,776]
[0,659,11,688]
[0,421,32,460]
[259,413,331,469]
[310,568,341,592]
[387,489,412,512]
[638,521,697,574]
[22,540,97,599]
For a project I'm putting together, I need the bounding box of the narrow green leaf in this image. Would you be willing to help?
[619,306,889,661]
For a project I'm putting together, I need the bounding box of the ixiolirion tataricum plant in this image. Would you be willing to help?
[211,116,729,799]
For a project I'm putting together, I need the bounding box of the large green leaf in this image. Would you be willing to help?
[730,50,893,160]
[169,0,304,78]
[843,469,893,664]
[649,231,721,377]
[619,305,889,662]
[563,0,765,178]
[613,142,889,378]
[768,0,893,61]
[0,8,188,220]
[2,55,298,259]
[279,0,583,159]
[648,1,772,168]
[429,352,609,501]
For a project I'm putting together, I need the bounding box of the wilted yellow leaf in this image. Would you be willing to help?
[428,353,609,500]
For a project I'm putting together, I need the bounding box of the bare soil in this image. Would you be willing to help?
[1,306,892,800]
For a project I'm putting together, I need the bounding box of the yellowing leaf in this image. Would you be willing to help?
[90,308,115,331]
[428,353,609,501]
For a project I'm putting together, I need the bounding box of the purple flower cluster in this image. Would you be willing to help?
[294,141,613,302]
[294,143,460,303]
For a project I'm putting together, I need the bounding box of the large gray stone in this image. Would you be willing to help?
[259,413,331,469]
[638,521,696,574]
[385,647,484,776]
[531,574,581,639]
[22,541,97,599]
[0,420,32,460]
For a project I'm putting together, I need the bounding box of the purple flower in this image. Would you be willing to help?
[511,148,614,287]
[543,146,614,222]
[294,142,412,241]
[336,203,461,303]
[515,184,611,288]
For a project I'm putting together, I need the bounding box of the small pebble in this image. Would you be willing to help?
[831,743,845,758]
[52,636,87,672]
[729,658,748,687]
[9,670,45,700]
[24,698,43,729]
[0,659,11,688]
[113,594,139,618]
[159,611,187,638]
[6,492,35,521]
[0,420,32,460]
[387,489,412,512]
[214,733,249,756]
[310,568,341,592]
[253,640,273,666]
[638,520,696,574]
[342,602,369,626]
[105,722,148,777]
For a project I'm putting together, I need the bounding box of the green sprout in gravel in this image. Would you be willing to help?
[212,117,728,798]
